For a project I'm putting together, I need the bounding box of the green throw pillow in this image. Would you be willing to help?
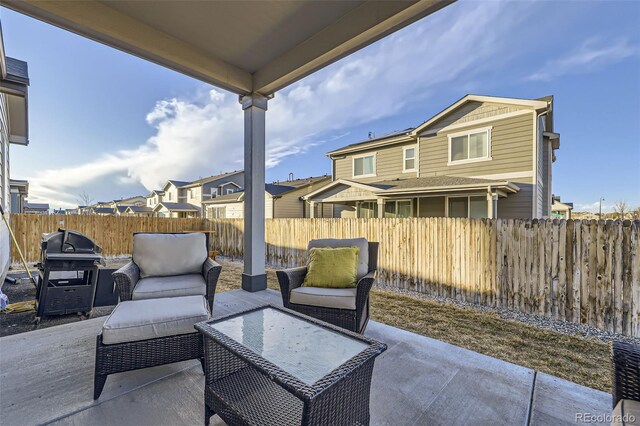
[303,247,359,288]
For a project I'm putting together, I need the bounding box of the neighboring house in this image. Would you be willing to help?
[551,196,573,219]
[53,208,66,215]
[144,190,165,210]
[9,179,28,213]
[23,202,49,214]
[0,30,30,283]
[202,176,332,219]
[304,95,559,219]
[110,195,146,208]
[153,170,244,217]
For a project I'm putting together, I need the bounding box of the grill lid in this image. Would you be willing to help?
[41,229,102,255]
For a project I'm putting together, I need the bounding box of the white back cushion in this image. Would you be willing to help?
[133,233,208,278]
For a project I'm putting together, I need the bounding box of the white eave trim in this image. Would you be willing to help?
[302,178,383,200]
[326,134,415,157]
[382,181,520,196]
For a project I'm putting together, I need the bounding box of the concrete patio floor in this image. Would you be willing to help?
[0,289,610,426]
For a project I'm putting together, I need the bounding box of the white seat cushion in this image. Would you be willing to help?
[102,295,210,345]
[132,274,206,301]
[308,238,369,279]
[290,286,357,310]
[133,233,208,278]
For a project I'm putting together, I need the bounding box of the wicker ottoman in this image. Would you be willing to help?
[94,295,210,399]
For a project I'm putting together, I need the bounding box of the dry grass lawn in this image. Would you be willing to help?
[216,259,611,393]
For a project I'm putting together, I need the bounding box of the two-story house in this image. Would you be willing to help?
[202,175,331,219]
[303,95,559,219]
[152,170,243,218]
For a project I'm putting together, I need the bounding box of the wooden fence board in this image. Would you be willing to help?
[7,214,640,337]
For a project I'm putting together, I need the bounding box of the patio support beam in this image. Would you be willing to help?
[309,201,316,218]
[240,93,268,292]
[377,199,385,218]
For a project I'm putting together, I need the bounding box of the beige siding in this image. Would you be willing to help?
[265,195,273,219]
[186,186,202,205]
[272,178,331,218]
[162,185,179,202]
[498,181,534,219]
[418,197,445,217]
[422,101,527,133]
[333,141,418,183]
[419,112,534,178]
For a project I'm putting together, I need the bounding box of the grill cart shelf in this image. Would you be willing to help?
[35,229,103,320]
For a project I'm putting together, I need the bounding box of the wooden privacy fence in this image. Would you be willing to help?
[8,215,640,337]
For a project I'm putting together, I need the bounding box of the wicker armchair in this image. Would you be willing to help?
[611,341,640,407]
[276,240,378,334]
[113,232,221,311]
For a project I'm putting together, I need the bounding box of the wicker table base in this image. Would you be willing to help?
[196,305,386,426]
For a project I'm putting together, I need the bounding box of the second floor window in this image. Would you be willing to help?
[353,154,376,177]
[226,188,234,195]
[449,127,491,164]
[403,146,416,172]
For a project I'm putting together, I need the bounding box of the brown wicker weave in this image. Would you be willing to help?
[276,242,378,333]
[195,304,386,426]
[94,332,204,400]
[611,340,640,408]
[113,257,221,311]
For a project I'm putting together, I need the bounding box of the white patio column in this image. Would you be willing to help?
[309,201,316,218]
[240,93,268,292]
[377,199,384,218]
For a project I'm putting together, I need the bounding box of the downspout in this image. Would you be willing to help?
[533,109,549,218]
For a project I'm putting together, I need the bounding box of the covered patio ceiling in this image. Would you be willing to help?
[3,0,454,95]
[1,0,455,291]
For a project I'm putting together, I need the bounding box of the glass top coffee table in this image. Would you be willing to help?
[195,305,387,426]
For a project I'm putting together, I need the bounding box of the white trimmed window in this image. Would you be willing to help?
[403,146,417,172]
[353,154,376,177]
[448,127,492,165]
[226,188,234,195]
[447,196,487,218]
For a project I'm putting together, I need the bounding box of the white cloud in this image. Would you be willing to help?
[527,37,636,81]
[26,0,532,209]
[574,201,616,214]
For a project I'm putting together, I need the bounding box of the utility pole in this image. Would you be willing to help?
[599,197,605,219]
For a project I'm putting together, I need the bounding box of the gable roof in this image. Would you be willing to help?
[154,202,200,212]
[411,94,550,136]
[269,175,331,190]
[326,94,553,157]
[24,202,49,210]
[181,170,243,188]
[92,207,114,214]
[202,191,245,204]
[303,176,520,200]
[125,206,153,213]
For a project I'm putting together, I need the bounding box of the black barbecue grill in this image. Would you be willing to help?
[35,229,103,319]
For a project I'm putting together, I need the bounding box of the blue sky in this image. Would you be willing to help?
[1,1,639,211]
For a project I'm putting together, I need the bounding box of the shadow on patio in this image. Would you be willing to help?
[0,288,609,426]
